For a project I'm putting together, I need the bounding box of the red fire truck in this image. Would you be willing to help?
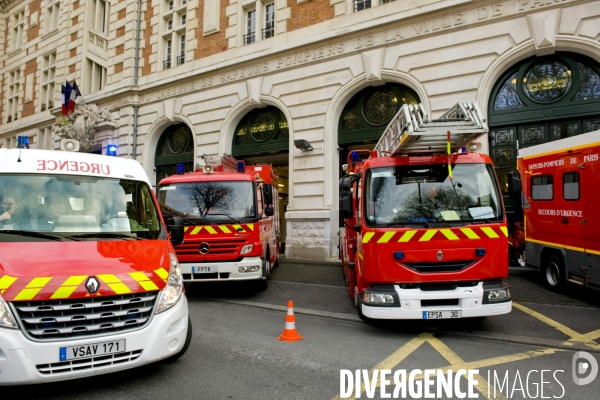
[339,102,512,320]
[157,155,280,290]
[514,130,600,292]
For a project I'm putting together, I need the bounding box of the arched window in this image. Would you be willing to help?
[338,83,420,145]
[232,106,289,158]
[489,52,600,168]
[155,123,194,183]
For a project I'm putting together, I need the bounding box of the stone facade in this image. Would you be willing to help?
[0,0,599,260]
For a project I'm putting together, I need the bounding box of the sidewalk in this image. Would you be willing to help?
[186,257,600,352]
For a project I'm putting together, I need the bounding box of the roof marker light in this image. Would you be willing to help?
[237,161,245,173]
[17,136,30,149]
[106,144,118,156]
[176,163,185,175]
[350,151,360,163]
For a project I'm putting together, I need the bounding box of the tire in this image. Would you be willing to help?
[256,253,270,291]
[164,316,192,362]
[273,242,280,269]
[542,253,566,292]
[355,284,371,323]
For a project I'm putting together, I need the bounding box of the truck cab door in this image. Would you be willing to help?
[558,154,587,284]
[582,151,600,288]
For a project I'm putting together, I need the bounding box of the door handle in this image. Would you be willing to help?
[561,217,568,224]
[580,219,586,225]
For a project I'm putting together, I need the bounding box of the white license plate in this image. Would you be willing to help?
[422,311,460,319]
[192,266,215,273]
[59,340,126,361]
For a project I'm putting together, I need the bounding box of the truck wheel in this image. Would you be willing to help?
[355,285,371,323]
[256,254,270,291]
[164,316,192,363]
[542,254,566,292]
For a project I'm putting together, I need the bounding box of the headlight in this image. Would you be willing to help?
[240,244,254,254]
[156,253,183,313]
[0,295,18,329]
[363,292,395,304]
[487,288,510,301]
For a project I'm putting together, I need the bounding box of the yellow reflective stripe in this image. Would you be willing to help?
[50,276,87,299]
[155,268,169,280]
[246,223,254,231]
[362,232,375,243]
[481,227,499,238]
[233,224,245,232]
[26,277,53,288]
[357,252,363,260]
[97,274,132,294]
[15,277,53,300]
[398,230,417,242]
[190,226,202,235]
[419,230,438,241]
[378,232,395,243]
[184,226,190,233]
[205,226,217,234]
[440,229,459,240]
[0,275,18,291]
[219,225,232,233]
[129,272,160,291]
[500,226,508,237]
[460,228,480,239]
[62,276,87,286]
[51,286,78,299]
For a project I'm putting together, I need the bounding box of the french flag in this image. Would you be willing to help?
[61,83,71,115]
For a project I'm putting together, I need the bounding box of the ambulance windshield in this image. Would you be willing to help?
[0,173,162,240]
[157,181,255,223]
[364,163,503,226]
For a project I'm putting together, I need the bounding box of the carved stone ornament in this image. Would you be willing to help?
[52,98,112,149]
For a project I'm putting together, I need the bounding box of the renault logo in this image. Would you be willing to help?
[199,242,210,254]
[86,277,100,294]
[436,251,444,261]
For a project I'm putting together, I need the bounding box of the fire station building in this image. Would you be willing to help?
[0,0,598,260]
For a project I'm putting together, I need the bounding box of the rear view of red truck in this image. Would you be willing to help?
[339,102,512,320]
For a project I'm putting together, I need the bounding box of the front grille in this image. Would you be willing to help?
[12,293,158,341]
[37,350,143,375]
[401,261,474,273]
[177,239,246,256]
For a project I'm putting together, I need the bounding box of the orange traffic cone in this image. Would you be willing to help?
[278,300,303,342]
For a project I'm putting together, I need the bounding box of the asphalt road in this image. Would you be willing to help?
[13,300,600,400]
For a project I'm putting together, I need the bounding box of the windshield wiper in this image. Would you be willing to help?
[0,230,78,241]
[69,233,143,240]
[203,213,242,224]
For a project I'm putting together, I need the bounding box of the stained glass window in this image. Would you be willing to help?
[493,72,524,110]
[522,61,572,103]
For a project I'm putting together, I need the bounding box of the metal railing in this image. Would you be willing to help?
[262,26,274,40]
[163,59,171,70]
[177,55,185,66]
[243,33,255,45]
[354,0,371,11]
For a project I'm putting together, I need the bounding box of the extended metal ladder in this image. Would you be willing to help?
[374,102,488,156]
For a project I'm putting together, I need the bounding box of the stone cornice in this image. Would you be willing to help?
[0,0,22,12]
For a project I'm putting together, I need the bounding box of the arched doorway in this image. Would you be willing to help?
[488,52,600,169]
[154,123,194,184]
[232,105,290,254]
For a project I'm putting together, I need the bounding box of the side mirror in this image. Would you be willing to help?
[508,171,522,196]
[340,191,353,219]
[340,173,361,191]
[167,215,184,246]
[263,184,273,205]
[264,205,274,217]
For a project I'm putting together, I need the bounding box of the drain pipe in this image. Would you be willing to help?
[132,0,142,160]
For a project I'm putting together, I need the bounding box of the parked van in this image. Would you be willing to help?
[0,146,190,385]
[515,129,600,291]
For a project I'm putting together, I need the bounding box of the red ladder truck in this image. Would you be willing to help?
[157,155,280,291]
[339,102,512,320]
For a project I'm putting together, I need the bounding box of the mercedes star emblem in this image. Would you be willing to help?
[199,242,210,254]
[436,251,444,261]
[86,276,100,294]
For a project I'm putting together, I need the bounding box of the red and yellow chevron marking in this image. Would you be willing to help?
[0,269,170,301]
[184,223,255,235]
[361,226,507,244]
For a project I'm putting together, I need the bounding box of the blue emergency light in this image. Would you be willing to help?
[350,151,360,163]
[475,248,486,257]
[106,144,118,156]
[394,251,405,260]
[17,136,30,149]
[176,163,185,175]
[237,161,245,173]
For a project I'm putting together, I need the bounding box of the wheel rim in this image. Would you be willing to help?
[546,262,560,286]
